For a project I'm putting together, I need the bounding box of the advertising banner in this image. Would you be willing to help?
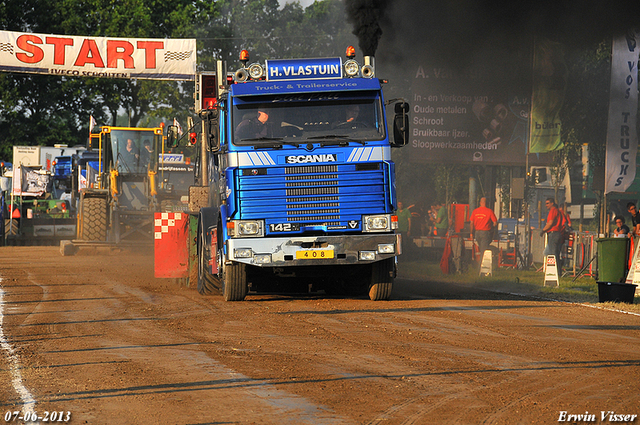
[529,38,567,154]
[605,32,639,194]
[0,30,196,80]
[408,49,532,165]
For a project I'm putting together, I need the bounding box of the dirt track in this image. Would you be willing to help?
[1,246,639,424]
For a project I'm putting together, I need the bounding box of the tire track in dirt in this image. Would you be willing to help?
[1,247,639,424]
[3,261,355,424]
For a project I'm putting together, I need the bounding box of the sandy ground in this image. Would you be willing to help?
[0,246,638,424]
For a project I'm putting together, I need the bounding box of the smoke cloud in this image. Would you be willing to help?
[346,0,640,67]
[343,0,640,209]
[344,0,390,57]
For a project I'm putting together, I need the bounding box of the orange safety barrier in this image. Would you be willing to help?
[498,247,517,268]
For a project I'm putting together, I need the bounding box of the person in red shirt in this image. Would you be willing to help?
[470,197,498,260]
[540,198,564,270]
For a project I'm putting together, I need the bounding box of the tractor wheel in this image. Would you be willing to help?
[222,260,248,302]
[368,258,394,301]
[79,197,107,241]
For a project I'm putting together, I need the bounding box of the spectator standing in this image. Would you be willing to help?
[432,202,449,236]
[613,216,630,237]
[427,204,437,235]
[470,197,498,260]
[540,198,564,271]
[627,202,640,235]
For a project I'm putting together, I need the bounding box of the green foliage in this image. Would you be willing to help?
[561,40,611,169]
[433,164,468,206]
[210,0,356,67]
[0,0,356,154]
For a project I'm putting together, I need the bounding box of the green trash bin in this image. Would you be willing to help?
[596,238,630,283]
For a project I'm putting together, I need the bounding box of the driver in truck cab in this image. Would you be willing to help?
[333,104,368,130]
[235,106,273,140]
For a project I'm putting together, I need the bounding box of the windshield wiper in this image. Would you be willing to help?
[238,137,284,143]
[306,135,366,146]
[236,137,301,148]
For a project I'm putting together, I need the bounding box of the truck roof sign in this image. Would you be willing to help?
[266,58,342,81]
[231,77,381,97]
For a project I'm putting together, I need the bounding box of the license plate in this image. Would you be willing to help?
[295,249,334,259]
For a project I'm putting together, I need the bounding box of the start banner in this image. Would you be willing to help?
[0,30,196,81]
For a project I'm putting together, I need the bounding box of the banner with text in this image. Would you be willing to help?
[529,38,567,154]
[408,49,532,165]
[0,30,196,80]
[605,32,639,194]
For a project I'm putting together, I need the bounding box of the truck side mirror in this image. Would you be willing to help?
[202,109,220,152]
[392,101,409,147]
[166,125,179,148]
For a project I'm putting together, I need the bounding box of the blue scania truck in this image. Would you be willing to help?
[167,48,409,301]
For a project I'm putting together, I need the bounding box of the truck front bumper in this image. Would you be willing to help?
[227,233,401,267]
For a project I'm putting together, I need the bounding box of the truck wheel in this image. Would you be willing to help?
[80,197,107,241]
[222,261,248,301]
[197,227,219,295]
[369,258,394,301]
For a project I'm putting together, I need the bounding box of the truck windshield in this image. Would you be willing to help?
[110,130,157,174]
[232,92,385,146]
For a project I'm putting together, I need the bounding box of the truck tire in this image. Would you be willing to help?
[197,227,219,295]
[369,258,394,301]
[222,261,248,301]
[80,197,107,241]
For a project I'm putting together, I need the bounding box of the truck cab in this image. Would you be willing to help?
[170,48,409,301]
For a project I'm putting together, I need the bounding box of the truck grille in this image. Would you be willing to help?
[237,163,388,232]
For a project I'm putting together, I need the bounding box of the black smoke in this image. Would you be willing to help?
[346,0,640,67]
[344,0,390,57]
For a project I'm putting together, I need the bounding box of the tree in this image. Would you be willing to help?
[0,0,218,153]
[0,0,365,157]
[209,0,357,66]
[561,40,611,174]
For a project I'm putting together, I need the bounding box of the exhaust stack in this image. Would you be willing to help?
[362,56,375,78]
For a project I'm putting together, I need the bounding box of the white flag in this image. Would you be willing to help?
[605,31,639,193]
[173,118,183,135]
[89,115,97,133]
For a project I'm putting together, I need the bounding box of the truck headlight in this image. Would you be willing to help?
[363,214,391,232]
[248,63,264,80]
[377,243,395,254]
[234,248,253,258]
[253,254,272,264]
[359,251,376,261]
[344,59,359,77]
[230,220,264,237]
